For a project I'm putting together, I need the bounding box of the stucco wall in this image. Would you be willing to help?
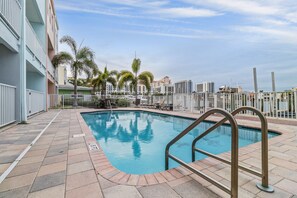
[0,44,21,121]
[26,71,46,92]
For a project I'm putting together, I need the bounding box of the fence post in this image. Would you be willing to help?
[190,94,193,112]
[62,95,64,109]
[294,91,297,119]
[223,94,226,110]
[204,92,208,112]
[214,93,217,108]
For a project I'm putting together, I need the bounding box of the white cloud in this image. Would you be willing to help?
[57,0,220,20]
[182,0,280,16]
[118,29,222,39]
[183,0,297,24]
[150,7,222,18]
[56,3,192,23]
[56,4,133,18]
[97,0,168,7]
[285,12,297,23]
[233,26,297,43]
[258,18,290,26]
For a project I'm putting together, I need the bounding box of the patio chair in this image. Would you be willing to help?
[173,102,182,110]
[155,99,165,109]
[161,103,173,111]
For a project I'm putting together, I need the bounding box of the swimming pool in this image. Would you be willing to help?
[82,110,278,174]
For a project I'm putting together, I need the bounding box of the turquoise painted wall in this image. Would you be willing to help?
[26,71,46,92]
[0,44,21,121]
[32,22,46,49]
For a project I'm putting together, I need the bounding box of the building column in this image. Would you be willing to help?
[19,0,27,122]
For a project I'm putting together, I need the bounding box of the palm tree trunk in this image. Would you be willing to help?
[135,76,138,106]
[73,68,78,107]
[101,82,106,100]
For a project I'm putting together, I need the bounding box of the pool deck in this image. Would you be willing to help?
[0,108,296,198]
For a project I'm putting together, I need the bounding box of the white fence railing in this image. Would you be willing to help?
[0,83,16,127]
[48,91,297,119]
[26,18,46,66]
[27,89,44,116]
[0,0,21,36]
[173,92,297,119]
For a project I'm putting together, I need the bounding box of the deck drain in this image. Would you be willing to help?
[73,134,85,138]
[88,142,100,151]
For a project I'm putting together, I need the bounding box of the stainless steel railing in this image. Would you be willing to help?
[165,108,239,198]
[192,106,274,193]
[107,99,113,113]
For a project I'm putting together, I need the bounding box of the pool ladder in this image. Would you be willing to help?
[165,107,274,198]
[107,100,113,113]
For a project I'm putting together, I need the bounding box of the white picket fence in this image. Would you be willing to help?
[0,83,16,127]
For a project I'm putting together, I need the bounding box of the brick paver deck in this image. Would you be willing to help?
[0,108,296,198]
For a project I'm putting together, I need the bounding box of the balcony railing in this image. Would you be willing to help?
[0,0,21,37]
[173,92,297,119]
[26,18,46,66]
[47,56,54,77]
[47,56,58,83]
[0,83,16,127]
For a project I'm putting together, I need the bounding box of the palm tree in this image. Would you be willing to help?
[68,77,91,87]
[91,67,118,98]
[119,58,154,105]
[115,72,122,93]
[52,35,97,106]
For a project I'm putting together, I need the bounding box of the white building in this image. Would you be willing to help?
[151,76,174,94]
[58,66,67,85]
[137,84,147,95]
[0,0,59,127]
[154,85,174,94]
[218,85,243,93]
[196,82,215,93]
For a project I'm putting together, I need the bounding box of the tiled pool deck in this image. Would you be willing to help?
[0,108,296,198]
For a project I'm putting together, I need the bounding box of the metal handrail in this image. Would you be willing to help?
[192,106,274,193]
[165,108,239,198]
[107,99,113,113]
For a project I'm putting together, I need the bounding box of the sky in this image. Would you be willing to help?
[55,0,297,91]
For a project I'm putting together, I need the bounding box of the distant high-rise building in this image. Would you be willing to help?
[196,83,203,93]
[196,82,215,93]
[174,80,193,94]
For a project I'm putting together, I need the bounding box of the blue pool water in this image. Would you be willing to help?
[82,111,278,174]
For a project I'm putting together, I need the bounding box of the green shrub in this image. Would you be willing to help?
[116,98,130,107]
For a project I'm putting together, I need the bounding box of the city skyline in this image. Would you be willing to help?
[56,0,297,91]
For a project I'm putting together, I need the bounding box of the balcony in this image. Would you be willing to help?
[26,18,46,68]
[47,56,58,83]
[0,0,21,37]
[26,0,45,24]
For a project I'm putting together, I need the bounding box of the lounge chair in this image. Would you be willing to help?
[156,99,166,110]
[173,102,183,111]
[161,103,173,111]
